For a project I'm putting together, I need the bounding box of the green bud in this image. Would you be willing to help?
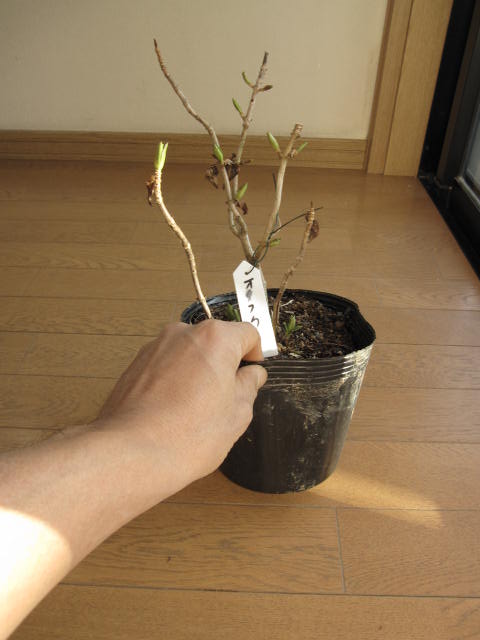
[213,144,223,164]
[154,142,168,172]
[268,237,281,247]
[267,132,280,153]
[296,141,308,154]
[235,182,248,201]
[232,98,244,117]
[242,71,253,87]
[213,144,224,164]
[154,143,162,170]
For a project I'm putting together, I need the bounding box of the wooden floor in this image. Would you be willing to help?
[2,160,480,639]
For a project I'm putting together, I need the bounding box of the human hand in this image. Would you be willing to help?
[0,320,267,637]
[94,320,267,491]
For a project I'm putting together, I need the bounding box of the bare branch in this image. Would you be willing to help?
[272,204,315,332]
[154,39,218,144]
[152,165,212,319]
[257,123,303,254]
[233,52,269,194]
[153,39,255,262]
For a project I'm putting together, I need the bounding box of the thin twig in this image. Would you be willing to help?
[233,52,269,195]
[252,206,322,266]
[257,123,303,254]
[272,204,315,332]
[153,169,212,319]
[154,39,217,143]
[269,207,322,237]
[153,39,255,262]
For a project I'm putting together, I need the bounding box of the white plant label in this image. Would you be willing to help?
[233,261,278,358]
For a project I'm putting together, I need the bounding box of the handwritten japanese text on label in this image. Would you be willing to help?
[233,261,278,358]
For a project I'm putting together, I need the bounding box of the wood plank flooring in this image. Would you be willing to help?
[2,160,479,639]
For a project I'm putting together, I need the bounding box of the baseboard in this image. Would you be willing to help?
[0,131,367,170]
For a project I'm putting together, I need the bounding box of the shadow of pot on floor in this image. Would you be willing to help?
[182,289,375,494]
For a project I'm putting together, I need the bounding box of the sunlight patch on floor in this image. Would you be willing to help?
[321,468,444,527]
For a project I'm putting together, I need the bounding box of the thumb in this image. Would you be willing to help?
[233,365,267,440]
[236,363,268,396]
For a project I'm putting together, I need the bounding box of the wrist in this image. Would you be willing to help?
[88,415,191,506]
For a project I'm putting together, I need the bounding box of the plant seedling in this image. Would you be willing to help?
[283,314,301,339]
[225,303,241,323]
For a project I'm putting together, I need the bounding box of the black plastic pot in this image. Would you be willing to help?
[181,289,375,494]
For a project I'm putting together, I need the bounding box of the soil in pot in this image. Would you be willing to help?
[195,292,358,359]
[272,294,356,358]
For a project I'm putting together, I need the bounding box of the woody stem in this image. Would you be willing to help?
[153,169,212,319]
[258,123,303,254]
[233,52,269,195]
[272,204,315,333]
[154,39,254,262]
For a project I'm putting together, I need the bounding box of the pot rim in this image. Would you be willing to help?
[181,288,376,366]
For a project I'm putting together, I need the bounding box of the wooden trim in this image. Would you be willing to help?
[367,0,413,173]
[385,0,453,176]
[0,3,453,178]
[368,0,453,176]
[0,131,367,170]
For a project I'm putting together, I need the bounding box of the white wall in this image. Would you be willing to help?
[0,0,387,138]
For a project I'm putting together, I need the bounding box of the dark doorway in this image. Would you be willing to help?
[419,0,480,278]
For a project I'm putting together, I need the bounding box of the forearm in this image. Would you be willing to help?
[0,321,266,639]
[0,423,178,639]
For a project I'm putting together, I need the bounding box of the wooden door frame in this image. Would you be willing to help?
[367,0,453,176]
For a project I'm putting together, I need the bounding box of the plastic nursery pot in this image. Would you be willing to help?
[181,289,375,494]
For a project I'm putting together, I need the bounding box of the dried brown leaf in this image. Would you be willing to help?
[146,175,156,206]
[308,218,319,242]
[205,164,219,189]
[225,160,239,181]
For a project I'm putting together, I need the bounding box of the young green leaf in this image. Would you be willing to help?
[242,71,253,87]
[268,237,281,247]
[267,132,280,153]
[154,142,169,172]
[213,144,224,164]
[232,98,244,117]
[235,182,248,201]
[154,143,161,170]
[283,314,301,338]
[296,141,308,154]
[225,303,241,322]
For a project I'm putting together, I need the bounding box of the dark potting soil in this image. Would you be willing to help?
[195,292,357,359]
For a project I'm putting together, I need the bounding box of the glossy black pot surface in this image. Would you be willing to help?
[182,289,375,493]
